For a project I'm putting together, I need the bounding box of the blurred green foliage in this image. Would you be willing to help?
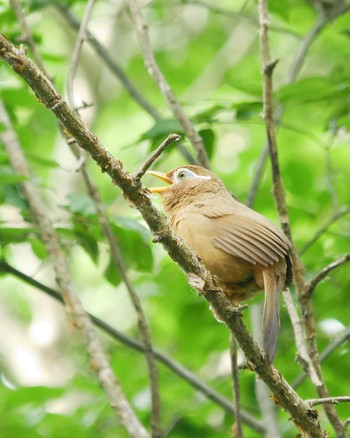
[0,0,350,437]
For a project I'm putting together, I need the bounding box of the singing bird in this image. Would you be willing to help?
[147,165,293,361]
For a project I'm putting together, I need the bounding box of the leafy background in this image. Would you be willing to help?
[0,0,350,436]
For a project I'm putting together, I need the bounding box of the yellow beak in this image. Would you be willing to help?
[146,170,173,193]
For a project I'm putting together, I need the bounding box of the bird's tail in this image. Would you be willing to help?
[262,261,286,362]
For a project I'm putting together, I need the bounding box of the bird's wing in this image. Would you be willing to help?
[205,210,290,267]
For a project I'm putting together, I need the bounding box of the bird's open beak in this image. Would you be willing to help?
[146,171,173,193]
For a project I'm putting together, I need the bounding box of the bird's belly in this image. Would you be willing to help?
[175,218,260,300]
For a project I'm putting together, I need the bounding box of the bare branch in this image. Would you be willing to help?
[127,0,210,168]
[0,101,149,438]
[307,397,350,407]
[134,133,181,182]
[0,35,329,436]
[293,325,350,388]
[257,2,346,436]
[187,0,300,37]
[10,0,46,72]
[54,2,196,164]
[306,254,350,297]
[63,2,163,432]
[230,336,243,438]
[81,168,163,437]
[300,207,350,255]
[251,305,280,437]
[283,290,321,388]
[247,4,350,207]
[0,260,265,433]
[66,0,96,109]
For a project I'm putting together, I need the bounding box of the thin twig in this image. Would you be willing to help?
[246,4,350,207]
[257,2,347,436]
[127,0,210,169]
[0,101,149,438]
[0,260,264,433]
[307,397,350,407]
[10,0,46,72]
[300,207,350,255]
[81,169,163,438]
[187,0,300,37]
[306,254,350,297]
[65,4,162,430]
[293,325,350,388]
[54,2,196,164]
[250,304,280,437]
[283,290,321,388]
[230,336,243,438]
[0,37,328,435]
[134,133,181,182]
[66,0,96,109]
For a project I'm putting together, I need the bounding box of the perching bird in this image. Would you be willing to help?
[147,165,293,361]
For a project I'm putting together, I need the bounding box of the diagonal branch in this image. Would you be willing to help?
[54,2,196,164]
[66,0,96,109]
[63,1,162,433]
[0,101,149,438]
[247,3,350,208]
[306,254,350,297]
[257,2,347,437]
[0,34,328,436]
[127,0,210,169]
[0,260,265,434]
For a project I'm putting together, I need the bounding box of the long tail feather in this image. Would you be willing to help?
[262,264,285,361]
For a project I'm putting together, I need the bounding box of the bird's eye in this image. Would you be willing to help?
[177,170,187,179]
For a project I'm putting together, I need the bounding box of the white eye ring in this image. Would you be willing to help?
[174,168,211,184]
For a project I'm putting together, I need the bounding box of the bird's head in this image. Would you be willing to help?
[147,165,225,211]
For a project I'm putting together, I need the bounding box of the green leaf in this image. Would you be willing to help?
[1,184,28,210]
[233,101,262,121]
[66,193,96,216]
[104,256,121,286]
[269,0,290,22]
[30,238,47,260]
[140,119,182,141]
[26,154,59,169]
[199,128,215,159]
[0,165,27,184]
[276,77,342,104]
[0,227,37,245]
[112,217,153,273]
[77,231,99,264]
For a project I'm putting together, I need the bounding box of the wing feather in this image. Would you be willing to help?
[210,214,289,267]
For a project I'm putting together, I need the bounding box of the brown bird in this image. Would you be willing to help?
[147,165,293,361]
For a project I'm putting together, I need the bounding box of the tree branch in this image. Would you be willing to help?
[257,2,347,436]
[282,290,321,388]
[54,2,196,164]
[63,2,163,433]
[127,0,210,168]
[0,260,265,434]
[293,325,350,389]
[230,336,243,438]
[300,207,350,255]
[306,254,350,297]
[247,3,350,207]
[134,133,181,182]
[0,101,149,438]
[307,397,350,407]
[66,0,96,109]
[10,0,46,72]
[0,34,328,436]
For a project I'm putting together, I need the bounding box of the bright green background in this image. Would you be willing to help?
[0,0,350,436]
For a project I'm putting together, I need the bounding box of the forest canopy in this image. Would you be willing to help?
[0,0,350,437]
